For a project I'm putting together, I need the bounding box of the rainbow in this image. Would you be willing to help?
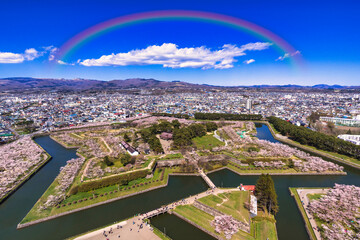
[56,10,304,67]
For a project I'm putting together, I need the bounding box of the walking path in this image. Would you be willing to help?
[100,137,112,154]
[297,188,328,240]
[140,188,239,220]
[214,130,227,146]
[81,157,95,182]
[74,217,160,240]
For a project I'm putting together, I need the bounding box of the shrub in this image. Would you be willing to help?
[77,169,149,192]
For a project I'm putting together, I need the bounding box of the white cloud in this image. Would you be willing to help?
[276,50,301,61]
[243,59,255,64]
[0,46,57,63]
[46,46,58,61]
[0,52,24,63]
[23,48,40,60]
[80,42,272,69]
[57,60,75,66]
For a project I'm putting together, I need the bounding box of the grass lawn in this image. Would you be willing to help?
[173,205,217,235]
[198,191,250,224]
[21,168,169,224]
[193,134,225,150]
[307,193,324,201]
[174,193,277,240]
[159,153,184,160]
[150,224,172,240]
[253,219,277,240]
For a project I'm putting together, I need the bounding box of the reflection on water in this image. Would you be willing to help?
[1,124,358,240]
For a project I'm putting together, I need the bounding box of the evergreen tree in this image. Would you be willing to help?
[158,121,173,132]
[172,119,181,129]
[205,122,218,132]
[254,174,279,215]
[104,156,114,166]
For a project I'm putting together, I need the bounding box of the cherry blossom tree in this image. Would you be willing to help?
[307,184,360,240]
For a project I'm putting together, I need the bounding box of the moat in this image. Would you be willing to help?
[0,123,359,240]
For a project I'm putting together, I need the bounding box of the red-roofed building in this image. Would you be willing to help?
[240,184,255,192]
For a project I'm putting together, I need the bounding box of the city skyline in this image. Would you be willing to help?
[0,0,359,85]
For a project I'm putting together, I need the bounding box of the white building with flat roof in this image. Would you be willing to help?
[338,134,360,145]
[250,195,257,217]
[320,116,360,127]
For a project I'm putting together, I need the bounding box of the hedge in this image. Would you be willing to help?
[194,112,262,121]
[76,169,149,192]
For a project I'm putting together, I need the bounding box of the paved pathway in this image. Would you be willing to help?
[74,217,160,240]
[100,137,112,154]
[140,188,239,220]
[297,188,328,240]
[81,157,95,182]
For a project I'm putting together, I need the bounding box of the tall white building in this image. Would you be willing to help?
[246,99,252,110]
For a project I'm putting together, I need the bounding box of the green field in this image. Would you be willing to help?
[174,205,215,234]
[174,190,277,240]
[253,218,277,240]
[198,191,250,224]
[307,193,324,201]
[193,134,225,150]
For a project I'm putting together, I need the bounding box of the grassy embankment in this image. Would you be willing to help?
[143,219,172,240]
[199,149,344,175]
[267,122,360,168]
[193,134,225,150]
[174,191,277,240]
[158,153,184,160]
[50,135,80,148]
[21,167,170,224]
[289,187,317,240]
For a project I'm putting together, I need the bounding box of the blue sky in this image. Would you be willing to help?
[0,0,359,85]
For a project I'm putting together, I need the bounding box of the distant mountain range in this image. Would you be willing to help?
[0,77,359,93]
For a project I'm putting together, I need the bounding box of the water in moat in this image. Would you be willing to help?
[152,123,360,240]
[0,124,358,240]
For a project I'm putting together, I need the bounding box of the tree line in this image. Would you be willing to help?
[173,122,218,148]
[254,174,278,215]
[139,120,218,150]
[268,116,360,160]
[139,120,181,153]
[152,112,190,119]
[194,112,262,121]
